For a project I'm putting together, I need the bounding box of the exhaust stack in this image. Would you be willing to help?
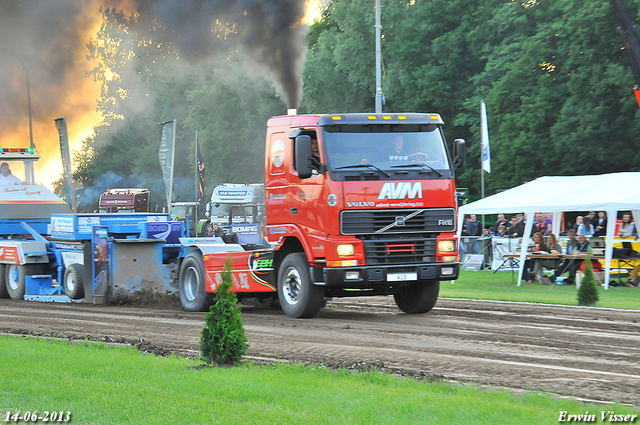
[287,109,297,116]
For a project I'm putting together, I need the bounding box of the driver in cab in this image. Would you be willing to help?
[0,162,24,185]
[388,136,428,162]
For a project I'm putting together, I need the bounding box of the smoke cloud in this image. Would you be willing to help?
[137,0,309,108]
[0,0,310,186]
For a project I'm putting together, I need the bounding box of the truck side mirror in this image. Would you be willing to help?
[205,202,211,218]
[295,135,313,179]
[453,139,466,169]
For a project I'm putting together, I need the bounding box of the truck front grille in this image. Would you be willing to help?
[362,237,437,265]
[341,208,455,235]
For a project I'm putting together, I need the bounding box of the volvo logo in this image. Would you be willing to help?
[346,201,375,207]
[395,216,405,226]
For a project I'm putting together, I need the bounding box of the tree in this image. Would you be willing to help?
[200,256,248,365]
[577,257,599,306]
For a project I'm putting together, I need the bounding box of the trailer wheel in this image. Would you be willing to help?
[0,265,7,299]
[393,280,440,314]
[278,253,324,318]
[6,264,39,300]
[179,252,213,311]
[63,264,84,299]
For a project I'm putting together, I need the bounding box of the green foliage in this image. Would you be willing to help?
[75,0,640,204]
[445,270,634,310]
[4,336,637,425]
[577,257,600,306]
[200,256,248,365]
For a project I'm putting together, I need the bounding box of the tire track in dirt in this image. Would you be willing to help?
[0,297,638,406]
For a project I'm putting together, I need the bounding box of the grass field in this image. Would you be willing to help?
[441,270,639,310]
[1,336,638,424]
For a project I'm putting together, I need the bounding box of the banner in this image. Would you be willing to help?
[481,100,491,173]
[54,117,77,212]
[196,139,205,203]
[159,120,176,212]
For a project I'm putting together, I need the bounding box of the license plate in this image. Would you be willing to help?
[387,272,418,282]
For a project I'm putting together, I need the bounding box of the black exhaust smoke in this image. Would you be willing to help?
[136,0,309,108]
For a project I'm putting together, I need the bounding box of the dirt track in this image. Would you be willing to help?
[1,296,639,407]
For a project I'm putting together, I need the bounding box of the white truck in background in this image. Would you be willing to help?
[200,183,266,246]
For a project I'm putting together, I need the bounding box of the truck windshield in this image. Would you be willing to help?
[322,125,451,174]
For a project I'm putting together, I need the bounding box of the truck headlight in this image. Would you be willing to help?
[337,244,355,257]
[438,240,456,253]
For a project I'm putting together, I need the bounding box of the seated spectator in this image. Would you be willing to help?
[550,233,591,284]
[540,234,562,283]
[523,232,548,282]
[618,212,638,239]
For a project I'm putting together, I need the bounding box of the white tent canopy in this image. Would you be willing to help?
[457,172,640,288]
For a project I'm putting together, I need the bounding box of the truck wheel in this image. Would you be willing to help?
[0,265,8,298]
[63,264,84,299]
[278,253,324,318]
[6,264,29,300]
[179,252,213,311]
[393,280,440,314]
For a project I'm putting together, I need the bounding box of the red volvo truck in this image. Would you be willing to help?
[178,112,465,318]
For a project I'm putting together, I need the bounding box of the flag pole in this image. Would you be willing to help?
[194,130,198,231]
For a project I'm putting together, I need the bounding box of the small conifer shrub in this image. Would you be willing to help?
[200,256,248,365]
[577,256,599,306]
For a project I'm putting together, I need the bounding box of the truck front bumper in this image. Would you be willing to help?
[321,262,459,287]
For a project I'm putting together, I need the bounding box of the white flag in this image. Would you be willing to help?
[481,100,491,173]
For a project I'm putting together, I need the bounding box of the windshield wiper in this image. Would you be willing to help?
[334,163,390,177]
[390,162,442,177]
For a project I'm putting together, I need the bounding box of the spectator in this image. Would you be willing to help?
[593,211,607,237]
[507,215,525,238]
[0,162,23,185]
[523,232,548,282]
[618,212,637,239]
[540,234,562,283]
[551,232,591,284]
[463,214,481,255]
[494,214,509,231]
[463,214,481,237]
[577,214,594,237]
[493,225,508,236]
[539,213,552,236]
[573,216,583,234]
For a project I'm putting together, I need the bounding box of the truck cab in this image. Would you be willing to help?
[264,113,464,316]
[98,188,150,213]
[0,147,70,232]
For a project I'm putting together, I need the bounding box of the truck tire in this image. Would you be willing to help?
[179,252,213,312]
[6,264,42,300]
[63,264,84,299]
[278,253,324,318]
[393,280,440,314]
[0,265,8,298]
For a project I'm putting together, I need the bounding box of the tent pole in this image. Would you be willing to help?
[517,212,535,286]
[604,209,618,290]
